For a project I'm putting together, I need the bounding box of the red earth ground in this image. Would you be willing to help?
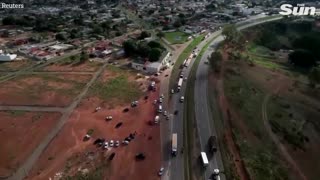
[26,86,161,180]
[0,74,91,107]
[0,111,61,177]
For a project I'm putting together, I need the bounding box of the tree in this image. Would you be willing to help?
[80,50,89,63]
[149,48,162,62]
[55,33,67,41]
[147,41,162,49]
[156,31,165,39]
[173,19,182,28]
[138,31,151,40]
[222,24,238,42]
[308,66,320,88]
[137,42,151,58]
[2,16,15,25]
[288,49,316,68]
[222,24,244,48]
[208,51,222,72]
[123,40,137,56]
[70,55,77,61]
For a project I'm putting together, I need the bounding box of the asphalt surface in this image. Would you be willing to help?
[193,16,283,180]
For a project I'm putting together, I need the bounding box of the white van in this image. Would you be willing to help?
[154,116,160,124]
[158,105,162,113]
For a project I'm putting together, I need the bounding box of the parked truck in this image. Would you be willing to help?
[208,136,217,153]
[200,152,209,167]
[184,58,191,67]
[172,133,177,156]
[177,78,183,92]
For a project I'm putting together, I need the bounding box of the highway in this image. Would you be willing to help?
[193,15,283,180]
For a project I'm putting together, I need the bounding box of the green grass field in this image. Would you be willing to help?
[164,31,190,44]
[91,72,142,106]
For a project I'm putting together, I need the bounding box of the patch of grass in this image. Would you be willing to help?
[224,72,267,138]
[62,164,107,180]
[169,34,205,91]
[268,97,307,150]
[234,131,288,180]
[9,110,26,117]
[91,75,143,105]
[87,129,94,135]
[164,31,190,44]
[57,55,81,65]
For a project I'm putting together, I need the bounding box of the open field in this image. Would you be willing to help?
[0,74,91,106]
[90,65,145,107]
[0,60,35,72]
[0,111,61,177]
[41,58,102,72]
[164,31,190,44]
[27,80,161,180]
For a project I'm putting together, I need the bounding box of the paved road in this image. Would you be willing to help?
[193,16,283,180]
[0,106,66,112]
[6,62,108,180]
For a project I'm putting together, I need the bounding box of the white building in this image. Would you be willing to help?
[131,51,171,74]
[0,50,17,61]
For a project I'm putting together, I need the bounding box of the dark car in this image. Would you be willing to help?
[115,122,123,128]
[93,138,102,145]
[123,108,129,113]
[97,138,105,147]
[174,110,178,115]
[135,153,145,160]
[109,152,116,161]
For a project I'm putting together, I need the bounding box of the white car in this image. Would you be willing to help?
[180,96,184,103]
[160,94,164,99]
[103,142,108,149]
[105,116,113,121]
[115,140,120,147]
[163,111,168,116]
[158,167,164,176]
[109,140,114,147]
[122,140,129,145]
[171,89,175,94]
[159,98,163,103]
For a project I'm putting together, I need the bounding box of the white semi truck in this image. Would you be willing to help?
[201,152,209,167]
[177,78,183,91]
[172,133,177,156]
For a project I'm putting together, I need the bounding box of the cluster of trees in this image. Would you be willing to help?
[123,40,165,62]
[222,24,245,49]
[208,51,223,72]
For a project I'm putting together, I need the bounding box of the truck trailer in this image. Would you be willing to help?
[172,133,177,156]
[200,152,209,167]
[177,78,183,91]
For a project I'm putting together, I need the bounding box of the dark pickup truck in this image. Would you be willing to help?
[208,136,217,153]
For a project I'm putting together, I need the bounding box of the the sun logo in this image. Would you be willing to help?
[279,4,319,16]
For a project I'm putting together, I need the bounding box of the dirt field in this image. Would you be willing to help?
[42,61,102,72]
[27,82,161,180]
[0,111,61,177]
[0,74,91,107]
[0,60,34,72]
